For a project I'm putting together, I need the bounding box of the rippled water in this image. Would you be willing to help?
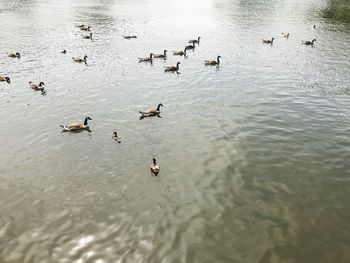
[1,0,350,262]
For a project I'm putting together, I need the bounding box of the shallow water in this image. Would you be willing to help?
[1,0,350,262]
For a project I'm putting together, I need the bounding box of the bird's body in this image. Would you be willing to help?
[0,76,11,84]
[185,43,195,50]
[8,52,20,58]
[282,33,290,38]
[189,37,201,45]
[153,50,167,59]
[81,26,91,31]
[205,55,221,66]
[165,62,180,72]
[82,33,93,39]
[139,103,163,118]
[150,158,160,176]
[29,81,45,91]
[263,37,275,44]
[302,39,316,45]
[60,117,92,132]
[112,132,122,143]
[72,55,88,63]
[173,47,187,56]
[139,53,153,62]
[123,35,137,39]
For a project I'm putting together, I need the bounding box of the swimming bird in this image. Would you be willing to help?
[112,132,122,143]
[173,47,187,56]
[165,62,180,72]
[0,76,11,84]
[81,26,91,31]
[139,103,163,118]
[8,52,21,58]
[29,81,46,94]
[82,33,92,40]
[205,55,221,66]
[76,24,86,28]
[123,35,137,39]
[61,50,67,54]
[60,117,92,132]
[185,43,195,50]
[302,39,316,45]
[150,158,160,176]
[189,37,201,44]
[154,50,167,59]
[72,55,88,63]
[139,53,153,62]
[263,37,275,44]
[282,33,290,38]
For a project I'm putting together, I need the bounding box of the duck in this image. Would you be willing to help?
[112,131,122,143]
[8,52,21,58]
[165,62,180,72]
[153,50,167,59]
[0,76,11,84]
[61,50,67,54]
[205,55,221,66]
[60,117,92,132]
[72,55,88,63]
[29,81,46,95]
[81,26,91,31]
[263,37,275,44]
[123,35,137,39]
[138,53,153,62]
[139,103,163,118]
[185,43,195,50]
[150,158,160,176]
[82,33,93,40]
[302,39,316,45]
[282,33,290,38]
[189,37,201,44]
[173,47,187,56]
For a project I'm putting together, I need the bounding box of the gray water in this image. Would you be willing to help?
[1,0,350,262]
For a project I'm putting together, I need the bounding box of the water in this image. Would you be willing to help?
[1,0,350,262]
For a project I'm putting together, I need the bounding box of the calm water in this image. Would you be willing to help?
[1,0,350,262]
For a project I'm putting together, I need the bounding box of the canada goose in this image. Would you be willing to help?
[8,52,21,58]
[60,117,92,132]
[165,62,180,72]
[302,39,316,45]
[61,50,67,54]
[205,55,221,66]
[0,76,11,84]
[139,53,153,62]
[139,103,163,118]
[81,26,91,31]
[150,158,160,176]
[189,37,201,44]
[82,33,92,40]
[112,132,122,143]
[123,35,137,39]
[29,81,46,95]
[263,37,275,44]
[282,33,290,38]
[72,55,88,63]
[173,47,187,56]
[154,50,167,59]
[185,43,195,50]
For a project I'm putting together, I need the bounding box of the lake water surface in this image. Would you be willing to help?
[1,0,350,262]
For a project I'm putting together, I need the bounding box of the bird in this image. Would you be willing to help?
[205,55,221,66]
[123,35,137,39]
[153,50,168,59]
[76,24,86,28]
[29,81,46,95]
[60,117,92,132]
[189,37,201,44]
[8,52,21,58]
[173,47,187,56]
[263,37,275,44]
[81,26,91,31]
[150,158,160,176]
[185,43,195,50]
[0,76,11,84]
[139,103,164,118]
[61,50,67,54]
[282,33,290,38]
[82,33,93,40]
[302,39,316,45]
[165,62,180,72]
[139,53,153,62]
[112,132,122,143]
[72,55,88,63]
